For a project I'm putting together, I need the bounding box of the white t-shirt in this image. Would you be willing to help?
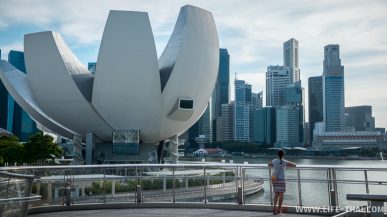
[272,158,288,180]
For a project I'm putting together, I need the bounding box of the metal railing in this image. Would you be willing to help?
[1,163,386,215]
[0,171,40,217]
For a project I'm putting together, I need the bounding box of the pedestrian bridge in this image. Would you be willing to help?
[1,163,386,217]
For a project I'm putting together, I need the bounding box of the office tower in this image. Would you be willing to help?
[88,62,96,74]
[234,79,252,142]
[323,44,345,132]
[8,50,39,141]
[345,106,375,131]
[276,106,300,147]
[308,76,323,143]
[252,91,263,111]
[0,48,7,129]
[285,80,304,144]
[303,122,310,147]
[266,65,290,107]
[216,102,234,141]
[283,38,300,83]
[252,107,276,146]
[214,48,230,116]
[197,99,213,143]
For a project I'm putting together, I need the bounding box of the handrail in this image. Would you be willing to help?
[0,195,42,205]
[1,163,386,215]
[0,171,35,179]
[1,163,387,170]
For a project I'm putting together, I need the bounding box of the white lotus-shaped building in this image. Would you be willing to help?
[0,5,219,163]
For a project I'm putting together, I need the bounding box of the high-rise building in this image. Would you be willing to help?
[283,38,300,83]
[276,106,300,147]
[216,102,234,141]
[252,106,276,146]
[0,49,8,130]
[7,50,39,141]
[266,65,290,107]
[308,76,323,144]
[345,106,375,131]
[197,99,213,143]
[323,44,345,132]
[234,79,252,142]
[214,48,230,116]
[252,91,263,111]
[285,80,304,144]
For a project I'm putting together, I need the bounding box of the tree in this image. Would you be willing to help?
[24,132,63,164]
[0,135,25,165]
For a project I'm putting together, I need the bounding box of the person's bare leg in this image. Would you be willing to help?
[278,192,284,214]
[273,192,278,214]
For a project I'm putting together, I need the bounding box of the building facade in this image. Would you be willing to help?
[216,102,234,141]
[234,79,252,142]
[283,38,300,83]
[285,80,304,144]
[215,48,230,116]
[275,106,300,147]
[313,122,384,149]
[252,91,263,111]
[345,106,375,131]
[197,99,213,143]
[323,44,345,132]
[7,51,39,141]
[252,106,276,146]
[308,76,323,144]
[266,65,290,107]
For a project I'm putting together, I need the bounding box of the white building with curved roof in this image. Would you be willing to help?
[0,5,219,164]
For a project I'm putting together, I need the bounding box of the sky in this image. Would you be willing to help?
[0,0,387,128]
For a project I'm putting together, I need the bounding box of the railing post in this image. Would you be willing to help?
[172,168,175,203]
[364,170,369,194]
[328,168,337,207]
[136,185,142,203]
[21,176,33,217]
[269,167,273,206]
[242,168,245,204]
[204,167,207,203]
[364,170,370,207]
[332,168,338,207]
[103,169,106,204]
[297,169,302,207]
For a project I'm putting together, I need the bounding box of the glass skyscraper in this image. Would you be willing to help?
[323,45,345,132]
[234,79,252,142]
[308,76,323,142]
[266,65,290,107]
[214,48,230,116]
[285,80,304,144]
[7,50,39,141]
[0,49,8,130]
[345,106,375,131]
[252,107,276,146]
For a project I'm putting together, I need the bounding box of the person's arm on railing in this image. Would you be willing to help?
[268,161,273,167]
[286,161,297,168]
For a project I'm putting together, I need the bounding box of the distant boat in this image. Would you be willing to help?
[380,152,384,161]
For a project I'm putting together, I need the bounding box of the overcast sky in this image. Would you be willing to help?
[1,0,386,128]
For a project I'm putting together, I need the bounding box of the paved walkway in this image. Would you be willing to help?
[29,208,325,217]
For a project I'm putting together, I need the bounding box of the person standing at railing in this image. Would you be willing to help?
[268,149,296,215]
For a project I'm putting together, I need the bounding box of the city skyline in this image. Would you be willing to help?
[0,0,386,128]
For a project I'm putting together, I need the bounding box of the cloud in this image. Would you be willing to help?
[0,41,23,60]
[0,0,386,127]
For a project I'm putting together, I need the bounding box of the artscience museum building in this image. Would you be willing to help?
[0,5,219,164]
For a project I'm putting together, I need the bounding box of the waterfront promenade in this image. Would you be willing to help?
[2,162,387,217]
